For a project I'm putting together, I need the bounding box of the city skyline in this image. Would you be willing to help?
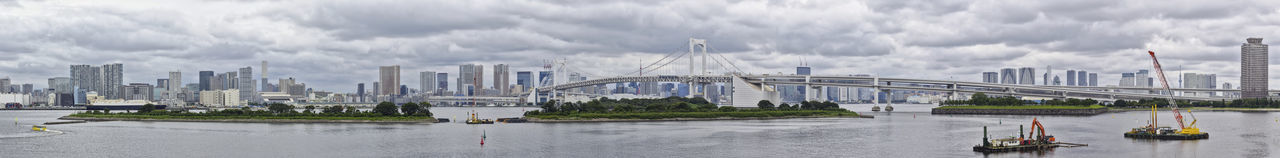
[4,0,1280,92]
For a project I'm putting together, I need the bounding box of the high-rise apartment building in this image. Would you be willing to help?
[238,67,256,102]
[1077,70,1088,87]
[379,65,401,96]
[1000,68,1017,84]
[70,65,101,94]
[1018,67,1035,85]
[101,63,123,99]
[982,72,998,83]
[1241,37,1269,99]
[494,64,509,95]
[1066,70,1076,86]
[421,71,437,94]
[1120,73,1136,87]
[1088,73,1098,87]
[458,64,484,96]
[1136,70,1150,88]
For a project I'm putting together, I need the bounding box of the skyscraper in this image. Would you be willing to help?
[1066,70,1076,86]
[168,71,182,96]
[357,83,365,102]
[516,71,532,90]
[494,64,509,95]
[1077,70,1088,87]
[261,61,269,92]
[421,71,437,95]
[458,64,483,96]
[238,67,256,102]
[1088,73,1098,87]
[380,65,401,96]
[70,64,101,94]
[1018,67,1035,85]
[101,63,123,99]
[1000,68,1017,84]
[1135,70,1150,88]
[436,73,448,94]
[1241,37,1269,99]
[981,72,998,83]
[199,71,214,91]
[0,77,7,93]
[1120,73,1136,87]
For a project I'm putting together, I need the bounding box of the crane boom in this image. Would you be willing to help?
[1148,51,1192,129]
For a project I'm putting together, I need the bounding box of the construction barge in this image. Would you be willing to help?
[1123,51,1208,140]
[973,118,1087,153]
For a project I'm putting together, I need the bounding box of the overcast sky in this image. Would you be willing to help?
[4,0,1280,92]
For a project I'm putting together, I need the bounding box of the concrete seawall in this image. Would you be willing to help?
[930,108,1108,115]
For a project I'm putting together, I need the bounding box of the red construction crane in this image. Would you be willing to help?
[1148,51,1197,129]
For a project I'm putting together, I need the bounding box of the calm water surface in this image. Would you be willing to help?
[2,104,1278,158]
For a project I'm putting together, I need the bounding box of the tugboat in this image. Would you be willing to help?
[973,118,1087,153]
[1124,51,1208,140]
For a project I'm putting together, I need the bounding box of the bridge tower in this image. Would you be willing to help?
[689,38,708,97]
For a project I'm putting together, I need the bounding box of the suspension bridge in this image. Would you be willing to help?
[519,38,1257,107]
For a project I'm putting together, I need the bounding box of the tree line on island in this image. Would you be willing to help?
[79,102,434,117]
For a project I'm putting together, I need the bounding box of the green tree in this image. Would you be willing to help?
[139,104,156,113]
[971,92,988,105]
[697,103,718,111]
[418,102,433,116]
[613,104,636,112]
[540,100,559,113]
[303,105,316,114]
[779,103,792,110]
[672,102,694,112]
[373,102,399,116]
[401,102,420,116]
[799,101,814,110]
[718,106,737,112]
[344,106,358,114]
[757,100,775,110]
[323,105,345,114]
[268,103,294,114]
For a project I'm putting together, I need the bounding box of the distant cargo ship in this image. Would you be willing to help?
[86,100,166,110]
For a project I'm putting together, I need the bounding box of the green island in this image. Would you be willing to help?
[524,97,861,122]
[933,93,1109,115]
[62,102,436,123]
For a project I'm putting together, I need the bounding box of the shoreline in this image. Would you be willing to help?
[1109,108,1280,112]
[527,114,872,123]
[58,116,437,124]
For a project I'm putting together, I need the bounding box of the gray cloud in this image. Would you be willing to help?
[2,0,1280,91]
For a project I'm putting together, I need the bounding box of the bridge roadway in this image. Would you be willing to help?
[535,74,1256,102]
